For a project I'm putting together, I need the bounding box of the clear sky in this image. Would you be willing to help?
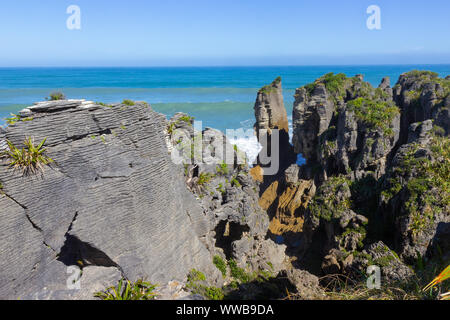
[0,0,449,66]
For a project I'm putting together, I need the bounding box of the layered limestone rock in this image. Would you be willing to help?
[259,164,315,246]
[302,175,370,275]
[253,78,312,249]
[166,113,286,277]
[254,77,296,175]
[293,73,400,180]
[292,71,449,283]
[254,77,289,134]
[0,100,221,299]
[351,241,414,283]
[394,71,450,139]
[379,120,450,263]
[292,82,336,162]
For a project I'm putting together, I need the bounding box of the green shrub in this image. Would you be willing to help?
[4,114,33,125]
[406,70,439,79]
[187,269,206,283]
[321,72,348,98]
[48,92,66,101]
[347,97,399,136]
[231,177,241,188]
[185,269,224,300]
[213,255,227,278]
[381,135,449,236]
[2,137,53,175]
[308,175,352,222]
[122,99,135,106]
[197,172,214,186]
[94,279,158,300]
[216,183,226,195]
[302,72,348,101]
[204,286,224,300]
[216,162,229,175]
[260,77,281,95]
[228,259,252,283]
[96,102,113,107]
[178,115,195,124]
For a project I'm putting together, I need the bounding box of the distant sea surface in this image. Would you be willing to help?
[1,65,449,162]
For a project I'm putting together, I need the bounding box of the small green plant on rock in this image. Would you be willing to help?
[96,102,113,108]
[2,137,53,175]
[216,162,229,175]
[4,114,34,125]
[216,183,226,195]
[178,115,195,124]
[308,175,352,222]
[94,279,158,300]
[213,255,227,278]
[204,286,224,300]
[381,134,449,236]
[231,177,241,188]
[122,99,135,106]
[186,269,224,300]
[260,77,281,95]
[197,172,214,186]
[228,259,252,283]
[47,91,66,101]
[347,97,399,137]
[423,265,450,300]
[5,114,21,125]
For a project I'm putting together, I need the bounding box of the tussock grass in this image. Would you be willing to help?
[122,99,135,106]
[95,279,158,300]
[47,92,66,101]
[1,137,53,175]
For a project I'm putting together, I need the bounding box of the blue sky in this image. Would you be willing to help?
[0,0,449,66]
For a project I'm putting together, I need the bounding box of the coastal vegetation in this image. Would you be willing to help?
[122,99,135,106]
[381,133,449,236]
[216,162,229,175]
[186,269,224,300]
[47,91,66,101]
[213,255,227,278]
[423,265,450,300]
[260,76,281,94]
[1,137,53,175]
[5,113,33,125]
[347,97,399,136]
[96,102,113,107]
[197,172,214,186]
[95,279,158,300]
[308,175,352,222]
[303,72,349,100]
[187,257,276,300]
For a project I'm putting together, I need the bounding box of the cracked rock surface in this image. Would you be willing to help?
[0,100,220,299]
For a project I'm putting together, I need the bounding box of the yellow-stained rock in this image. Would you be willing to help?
[249,165,264,183]
[259,179,315,236]
[259,180,279,210]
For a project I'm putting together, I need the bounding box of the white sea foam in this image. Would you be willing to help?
[227,117,295,167]
[229,134,262,166]
[227,117,304,167]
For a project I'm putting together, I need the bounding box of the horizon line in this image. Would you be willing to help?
[1,63,450,69]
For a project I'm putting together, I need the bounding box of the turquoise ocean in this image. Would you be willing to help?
[1,65,449,162]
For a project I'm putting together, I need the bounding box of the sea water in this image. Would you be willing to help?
[1,65,449,163]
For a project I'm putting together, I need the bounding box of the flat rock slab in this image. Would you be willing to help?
[0,101,219,299]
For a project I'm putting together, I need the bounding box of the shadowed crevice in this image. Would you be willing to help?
[57,234,121,270]
[214,220,250,260]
